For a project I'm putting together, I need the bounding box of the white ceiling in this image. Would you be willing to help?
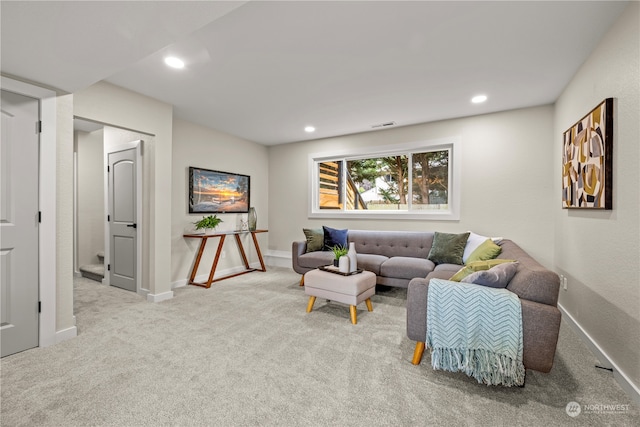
[1,1,627,145]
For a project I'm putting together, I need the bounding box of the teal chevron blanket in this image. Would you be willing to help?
[426,279,525,386]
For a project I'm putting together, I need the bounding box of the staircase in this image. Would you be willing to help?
[79,251,105,283]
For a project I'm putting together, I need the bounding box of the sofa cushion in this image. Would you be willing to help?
[434,263,463,273]
[323,226,348,250]
[303,228,324,253]
[427,232,470,265]
[356,253,388,275]
[461,261,519,288]
[380,257,435,280]
[348,230,433,259]
[450,258,516,282]
[465,238,502,264]
[297,251,334,269]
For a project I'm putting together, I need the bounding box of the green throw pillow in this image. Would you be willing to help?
[449,258,516,282]
[465,239,502,264]
[427,232,470,265]
[303,228,324,253]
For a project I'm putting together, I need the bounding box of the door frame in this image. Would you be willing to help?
[1,76,58,348]
[103,140,144,296]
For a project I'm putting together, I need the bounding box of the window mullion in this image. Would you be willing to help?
[407,153,412,210]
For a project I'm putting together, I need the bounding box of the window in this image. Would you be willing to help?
[310,138,460,220]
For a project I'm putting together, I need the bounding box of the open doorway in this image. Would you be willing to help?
[74,119,105,282]
[73,118,150,295]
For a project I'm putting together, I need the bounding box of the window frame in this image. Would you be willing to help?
[308,137,461,220]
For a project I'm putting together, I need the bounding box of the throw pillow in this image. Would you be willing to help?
[427,232,470,265]
[302,228,324,253]
[465,239,502,264]
[462,231,504,263]
[449,258,516,282]
[461,261,519,288]
[462,231,489,263]
[322,226,348,251]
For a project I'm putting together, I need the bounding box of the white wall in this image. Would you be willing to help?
[74,82,173,300]
[554,1,639,394]
[171,118,269,286]
[56,94,75,333]
[268,104,556,268]
[75,129,104,269]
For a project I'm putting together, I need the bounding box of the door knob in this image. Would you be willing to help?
[126,223,137,229]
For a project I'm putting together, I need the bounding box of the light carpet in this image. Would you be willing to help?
[1,268,637,426]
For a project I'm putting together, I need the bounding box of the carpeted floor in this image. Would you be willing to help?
[1,268,638,426]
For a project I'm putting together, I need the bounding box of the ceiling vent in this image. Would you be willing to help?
[371,121,396,129]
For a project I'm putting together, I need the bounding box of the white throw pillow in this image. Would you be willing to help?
[463,231,504,263]
[462,232,489,263]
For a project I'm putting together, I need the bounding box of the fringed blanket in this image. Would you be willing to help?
[426,278,525,387]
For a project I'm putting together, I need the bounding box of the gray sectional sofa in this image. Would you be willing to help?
[292,229,561,373]
[293,230,439,287]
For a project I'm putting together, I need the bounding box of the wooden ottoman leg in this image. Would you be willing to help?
[365,298,373,312]
[412,342,426,365]
[350,305,357,324]
[306,296,316,313]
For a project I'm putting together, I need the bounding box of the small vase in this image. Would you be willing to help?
[248,207,257,231]
[348,242,357,273]
[339,255,350,273]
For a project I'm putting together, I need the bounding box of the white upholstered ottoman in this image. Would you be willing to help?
[304,269,376,324]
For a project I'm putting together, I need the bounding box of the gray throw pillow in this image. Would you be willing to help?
[303,228,324,253]
[461,261,519,288]
[427,232,470,265]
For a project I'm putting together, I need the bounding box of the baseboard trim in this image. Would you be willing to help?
[146,291,174,303]
[55,325,77,344]
[558,303,640,407]
[264,250,291,269]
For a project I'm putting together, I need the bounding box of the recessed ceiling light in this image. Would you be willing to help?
[471,94,488,104]
[305,126,316,133]
[164,56,185,69]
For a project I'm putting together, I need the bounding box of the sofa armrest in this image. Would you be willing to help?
[291,241,308,275]
[521,298,561,373]
[406,278,429,342]
[406,278,562,373]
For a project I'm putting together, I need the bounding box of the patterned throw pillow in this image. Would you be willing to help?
[303,228,324,253]
[461,261,519,288]
[427,232,470,265]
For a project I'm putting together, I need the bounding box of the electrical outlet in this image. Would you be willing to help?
[560,274,568,291]
[221,251,226,259]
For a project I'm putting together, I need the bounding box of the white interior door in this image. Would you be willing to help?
[108,148,137,292]
[1,90,40,357]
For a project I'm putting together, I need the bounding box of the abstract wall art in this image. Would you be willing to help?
[562,98,613,209]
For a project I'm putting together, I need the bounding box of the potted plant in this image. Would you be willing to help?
[193,215,223,234]
[331,244,348,267]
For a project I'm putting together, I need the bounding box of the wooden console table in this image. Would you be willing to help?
[183,230,268,288]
